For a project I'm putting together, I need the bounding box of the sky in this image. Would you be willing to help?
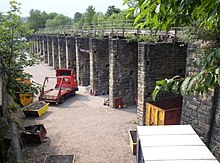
[0,0,128,18]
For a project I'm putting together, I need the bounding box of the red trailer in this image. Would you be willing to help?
[39,69,78,104]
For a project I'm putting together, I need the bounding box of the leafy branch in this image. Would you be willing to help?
[152,47,220,100]
[0,1,41,101]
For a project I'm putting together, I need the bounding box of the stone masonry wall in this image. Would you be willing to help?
[210,89,220,160]
[109,39,138,107]
[75,37,90,86]
[43,35,48,64]
[181,43,220,161]
[89,38,109,95]
[52,36,59,69]
[0,57,22,163]
[33,35,37,54]
[181,44,214,141]
[58,36,67,68]
[66,37,76,72]
[47,35,53,66]
[137,42,187,125]
[39,35,43,56]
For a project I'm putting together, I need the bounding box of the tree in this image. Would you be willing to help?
[84,6,96,25]
[74,12,82,23]
[45,14,73,28]
[106,6,121,16]
[0,1,40,99]
[27,9,48,31]
[47,12,58,20]
[124,0,220,31]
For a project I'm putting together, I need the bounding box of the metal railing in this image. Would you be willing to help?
[37,20,177,39]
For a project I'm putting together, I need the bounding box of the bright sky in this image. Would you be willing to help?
[0,0,128,18]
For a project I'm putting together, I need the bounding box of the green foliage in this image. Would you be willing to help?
[125,33,157,42]
[0,1,40,100]
[74,12,83,23]
[106,6,121,16]
[152,76,184,100]
[27,9,48,31]
[124,0,220,100]
[45,14,73,28]
[152,47,220,100]
[84,6,96,25]
[124,0,220,31]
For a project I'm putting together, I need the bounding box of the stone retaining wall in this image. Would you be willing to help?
[66,37,76,72]
[47,35,53,66]
[109,39,138,107]
[52,36,59,69]
[58,36,67,68]
[137,42,187,125]
[75,37,90,86]
[89,38,109,95]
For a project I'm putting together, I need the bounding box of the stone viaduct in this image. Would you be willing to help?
[30,34,220,160]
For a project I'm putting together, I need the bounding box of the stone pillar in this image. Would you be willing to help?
[181,43,216,140]
[52,36,59,69]
[33,35,38,54]
[75,37,90,86]
[179,43,220,161]
[47,35,53,66]
[0,57,2,117]
[66,37,76,73]
[109,39,138,107]
[137,42,187,125]
[37,35,41,54]
[210,89,220,161]
[89,38,109,95]
[58,36,67,68]
[29,36,33,53]
[40,35,44,56]
[43,35,48,64]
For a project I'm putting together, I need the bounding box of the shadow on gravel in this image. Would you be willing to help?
[116,105,137,114]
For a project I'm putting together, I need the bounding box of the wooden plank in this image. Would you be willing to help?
[140,134,204,147]
[45,90,59,96]
[142,146,217,161]
[137,125,196,136]
[79,48,89,53]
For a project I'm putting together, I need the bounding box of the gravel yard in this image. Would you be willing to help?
[22,64,137,163]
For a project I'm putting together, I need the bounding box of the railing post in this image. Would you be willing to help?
[122,20,125,38]
[111,21,113,38]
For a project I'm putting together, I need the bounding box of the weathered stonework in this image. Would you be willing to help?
[37,35,41,54]
[58,36,67,68]
[51,36,58,69]
[66,37,76,72]
[181,43,220,161]
[39,35,44,56]
[137,42,187,125]
[75,37,90,86]
[43,35,48,64]
[109,39,138,107]
[0,57,2,117]
[0,57,22,163]
[210,89,220,161]
[181,43,214,139]
[89,38,109,95]
[47,36,53,66]
[33,35,37,54]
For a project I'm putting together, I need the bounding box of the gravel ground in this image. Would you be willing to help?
[22,64,137,163]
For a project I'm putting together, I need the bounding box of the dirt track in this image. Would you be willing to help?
[22,64,137,163]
